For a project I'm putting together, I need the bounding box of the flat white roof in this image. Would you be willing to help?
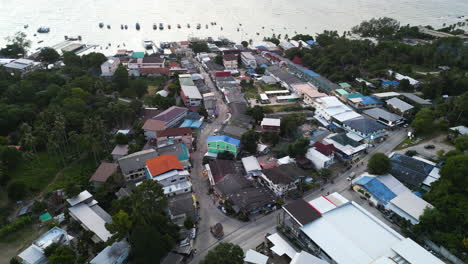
[261,118,281,127]
[66,190,92,206]
[308,196,336,214]
[264,90,290,94]
[391,238,444,264]
[326,192,349,206]
[18,245,45,264]
[267,233,298,259]
[260,93,269,100]
[345,132,364,142]
[241,156,261,172]
[244,249,268,264]
[449,125,468,135]
[162,181,192,195]
[333,111,361,122]
[181,85,202,99]
[69,203,112,242]
[301,201,404,264]
[376,174,410,196]
[373,92,400,98]
[317,96,343,107]
[277,94,300,100]
[290,251,328,264]
[389,191,433,221]
[306,148,331,165]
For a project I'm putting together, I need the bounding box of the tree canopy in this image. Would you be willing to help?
[367,153,391,175]
[241,130,259,154]
[200,243,244,264]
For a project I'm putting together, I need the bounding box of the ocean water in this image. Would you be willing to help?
[0,0,467,55]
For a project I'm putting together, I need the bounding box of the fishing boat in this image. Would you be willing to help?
[38,40,43,44]
[196,23,201,30]
[24,24,28,29]
[153,23,157,30]
[121,24,124,30]
[37,27,50,33]
[205,24,208,29]
[99,22,104,28]
[187,23,190,28]
[159,23,164,30]
[221,27,223,31]
[124,25,128,30]
[177,24,181,29]
[168,24,171,29]
[142,40,153,49]
[136,23,140,30]
[107,25,111,29]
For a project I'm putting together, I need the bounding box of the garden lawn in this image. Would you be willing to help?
[47,156,98,192]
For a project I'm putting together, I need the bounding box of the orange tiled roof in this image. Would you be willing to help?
[145,154,183,177]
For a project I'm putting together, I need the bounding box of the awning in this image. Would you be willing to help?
[267,233,298,259]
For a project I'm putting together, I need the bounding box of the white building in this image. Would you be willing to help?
[292,83,327,105]
[4,58,40,75]
[128,57,165,70]
[306,148,332,169]
[100,57,120,77]
[147,169,193,196]
[241,156,262,178]
[241,52,257,68]
[18,227,74,264]
[90,240,130,264]
[313,96,360,126]
[67,191,112,243]
[280,193,444,264]
[181,85,203,107]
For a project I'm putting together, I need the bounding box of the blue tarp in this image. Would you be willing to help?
[260,64,268,68]
[306,40,319,46]
[355,176,397,205]
[180,119,203,129]
[255,46,267,50]
[361,96,383,105]
[246,68,255,73]
[382,80,399,87]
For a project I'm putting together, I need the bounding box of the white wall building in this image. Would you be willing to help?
[241,52,257,68]
[100,57,120,77]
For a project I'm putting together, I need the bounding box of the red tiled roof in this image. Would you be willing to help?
[292,56,303,65]
[146,155,183,177]
[314,142,335,156]
[142,119,166,131]
[157,127,192,137]
[215,71,231,77]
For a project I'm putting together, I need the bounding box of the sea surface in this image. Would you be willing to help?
[0,0,467,55]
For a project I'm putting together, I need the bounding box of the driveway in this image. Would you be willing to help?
[398,134,455,160]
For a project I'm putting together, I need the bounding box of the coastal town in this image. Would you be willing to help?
[0,16,467,264]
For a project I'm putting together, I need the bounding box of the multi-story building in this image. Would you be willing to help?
[206,135,240,157]
[241,52,257,68]
[260,164,305,196]
[100,57,120,77]
[152,106,189,128]
[223,54,238,70]
[180,85,203,107]
[292,83,327,105]
[128,57,165,70]
[145,155,192,196]
[118,149,159,182]
[156,127,193,151]
[260,118,281,133]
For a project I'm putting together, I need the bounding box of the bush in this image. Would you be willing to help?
[7,181,27,201]
[184,217,194,229]
[405,150,418,157]
[0,216,33,238]
[367,153,391,175]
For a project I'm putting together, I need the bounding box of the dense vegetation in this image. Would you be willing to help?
[200,243,244,264]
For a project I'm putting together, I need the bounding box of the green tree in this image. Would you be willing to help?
[114,133,128,145]
[241,41,248,48]
[454,135,468,151]
[411,109,434,135]
[201,243,244,264]
[367,153,391,175]
[246,106,266,123]
[261,132,279,145]
[184,217,194,229]
[9,257,20,264]
[62,51,81,67]
[214,55,223,65]
[280,113,306,138]
[398,78,412,91]
[288,137,310,158]
[190,42,209,53]
[48,246,75,264]
[113,66,129,92]
[106,210,132,241]
[7,182,27,201]
[0,32,31,58]
[241,130,259,154]
[254,67,265,74]
[38,48,60,64]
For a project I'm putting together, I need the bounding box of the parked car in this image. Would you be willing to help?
[424,144,435,149]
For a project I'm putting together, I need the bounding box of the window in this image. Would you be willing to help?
[179,177,185,181]
[171,179,177,182]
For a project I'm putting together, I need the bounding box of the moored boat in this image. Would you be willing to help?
[159,23,164,30]
[136,23,140,30]
[37,27,50,33]
[99,22,104,28]
[153,24,157,30]
[177,24,181,29]
[196,23,201,29]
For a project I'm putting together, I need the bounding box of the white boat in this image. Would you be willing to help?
[142,40,153,50]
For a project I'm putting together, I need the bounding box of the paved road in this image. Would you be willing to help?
[189,64,409,262]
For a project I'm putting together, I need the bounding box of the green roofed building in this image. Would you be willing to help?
[207,135,241,157]
[339,82,352,89]
[132,52,145,58]
[335,89,349,96]
[39,212,53,223]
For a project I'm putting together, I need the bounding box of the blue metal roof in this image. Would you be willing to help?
[355,176,397,204]
[255,46,267,50]
[299,67,320,77]
[361,96,384,105]
[382,80,399,87]
[306,40,319,46]
[207,135,240,147]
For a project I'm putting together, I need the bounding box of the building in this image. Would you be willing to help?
[244,249,269,264]
[180,85,203,107]
[323,133,368,160]
[342,117,387,142]
[179,73,195,86]
[265,65,303,91]
[67,191,112,243]
[89,162,119,188]
[118,149,159,182]
[18,227,73,264]
[241,52,257,68]
[241,156,262,178]
[279,194,444,264]
[387,191,434,225]
[313,96,361,127]
[388,70,420,86]
[386,97,414,115]
[156,142,191,168]
[346,95,384,110]
[168,193,197,224]
[156,127,193,151]
[363,108,405,127]
[223,54,238,70]
[128,57,165,71]
[206,159,239,186]
[4,58,39,75]
[152,106,189,128]
[203,92,217,116]
[399,93,431,106]
[449,125,468,136]
[389,153,440,190]
[90,240,130,264]
[306,142,335,169]
[145,155,191,196]
[100,57,120,77]
[206,135,240,157]
[260,164,305,196]
[142,119,167,139]
[111,144,129,160]
[260,118,281,133]
[292,83,327,105]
